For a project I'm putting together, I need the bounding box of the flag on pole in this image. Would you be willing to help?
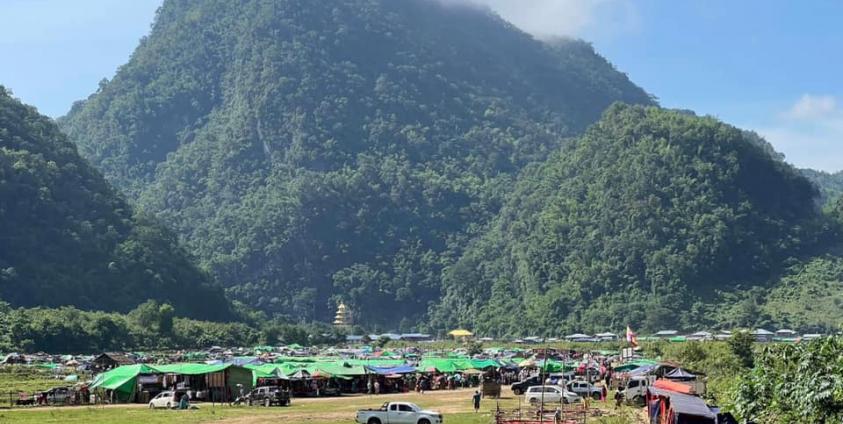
[626,325,639,348]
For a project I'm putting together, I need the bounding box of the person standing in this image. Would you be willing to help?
[614,389,624,409]
[178,393,190,410]
[472,390,481,413]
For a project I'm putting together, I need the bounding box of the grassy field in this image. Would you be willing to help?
[0,388,646,424]
[0,366,79,394]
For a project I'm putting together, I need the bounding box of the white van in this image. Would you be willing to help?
[524,385,580,405]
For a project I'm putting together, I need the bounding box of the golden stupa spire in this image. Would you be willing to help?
[333,301,352,327]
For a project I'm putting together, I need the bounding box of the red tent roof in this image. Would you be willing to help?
[653,379,695,394]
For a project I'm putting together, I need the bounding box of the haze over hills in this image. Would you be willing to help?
[59,0,654,329]
[0,87,231,320]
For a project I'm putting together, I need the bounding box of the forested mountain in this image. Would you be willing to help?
[0,87,230,320]
[432,105,832,335]
[800,168,843,207]
[59,0,653,328]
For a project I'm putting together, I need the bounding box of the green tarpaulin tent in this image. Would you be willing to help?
[417,358,483,373]
[245,364,290,385]
[613,359,658,372]
[152,363,230,375]
[90,364,155,401]
[91,363,254,402]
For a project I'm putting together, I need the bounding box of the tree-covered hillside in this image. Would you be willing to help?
[60,0,653,327]
[0,87,230,320]
[801,168,843,207]
[433,105,829,335]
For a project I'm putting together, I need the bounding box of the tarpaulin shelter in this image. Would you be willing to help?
[306,361,367,379]
[448,329,473,338]
[537,359,566,372]
[289,370,310,379]
[183,352,207,361]
[468,359,500,369]
[224,356,262,366]
[367,365,418,375]
[518,358,570,373]
[345,358,406,368]
[90,363,254,403]
[149,363,253,399]
[614,359,658,372]
[245,364,290,385]
[417,358,462,373]
[152,363,231,374]
[647,386,717,423]
[665,368,696,380]
[518,358,535,368]
[628,364,658,376]
[90,364,156,402]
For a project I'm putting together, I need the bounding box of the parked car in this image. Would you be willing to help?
[148,390,182,409]
[511,375,542,395]
[547,372,576,385]
[566,380,603,400]
[246,386,290,407]
[42,387,71,405]
[523,385,580,405]
[356,401,443,424]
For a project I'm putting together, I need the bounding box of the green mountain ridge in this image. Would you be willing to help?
[60,0,653,327]
[433,105,837,334]
[48,0,843,334]
[0,87,231,321]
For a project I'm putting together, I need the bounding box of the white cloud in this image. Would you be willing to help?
[751,94,843,172]
[784,94,838,120]
[441,0,638,40]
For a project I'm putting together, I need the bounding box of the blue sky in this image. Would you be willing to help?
[1,0,840,171]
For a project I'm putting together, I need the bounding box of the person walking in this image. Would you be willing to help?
[472,390,481,413]
[614,389,624,409]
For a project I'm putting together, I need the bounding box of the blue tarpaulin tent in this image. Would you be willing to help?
[367,365,417,375]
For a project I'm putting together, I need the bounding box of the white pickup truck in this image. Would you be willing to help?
[620,375,655,406]
[356,402,444,424]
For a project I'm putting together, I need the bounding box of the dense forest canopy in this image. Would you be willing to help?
[0,87,230,320]
[800,168,843,207]
[432,105,835,335]
[59,0,654,328]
